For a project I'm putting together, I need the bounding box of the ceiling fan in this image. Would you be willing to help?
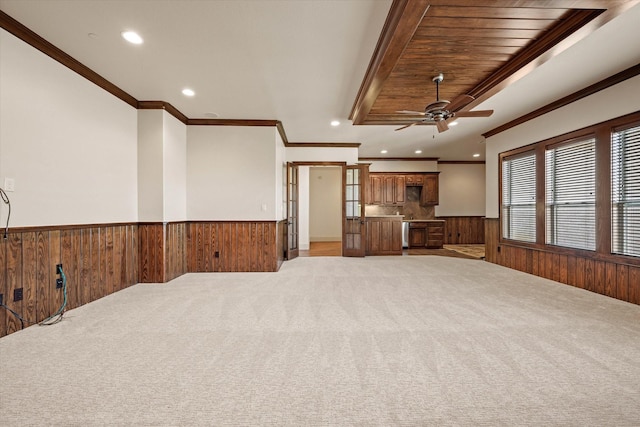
[395,73,493,133]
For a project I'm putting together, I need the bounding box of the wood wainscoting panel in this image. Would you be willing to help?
[484,218,639,306]
[165,222,187,282]
[0,237,5,337]
[138,222,187,283]
[438,216,485,244]
[188,221,282,273]
[0,224,139,338]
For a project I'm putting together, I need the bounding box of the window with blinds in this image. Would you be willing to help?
[612,123,640,257]
[502,151,536,242]
[545,137,596,250]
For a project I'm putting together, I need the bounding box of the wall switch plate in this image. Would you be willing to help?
[56,278,64,288]
[3,178,15,192]
[14,288,23,302]
[56,263,63,275]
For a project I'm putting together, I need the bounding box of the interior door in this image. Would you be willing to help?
[286,162,299,260]
[343,164,367,257]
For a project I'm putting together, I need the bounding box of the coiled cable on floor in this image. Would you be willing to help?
[0,267,68,328]
[0,300,25,330]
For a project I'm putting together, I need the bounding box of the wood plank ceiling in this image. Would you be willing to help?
[351,0,636,127]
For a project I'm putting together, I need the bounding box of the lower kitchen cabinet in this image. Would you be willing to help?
[409,227,425,247]
[365,216,403,255]
[408,220,445,249]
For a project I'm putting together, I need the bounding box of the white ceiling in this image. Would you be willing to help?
[1,0,640,160]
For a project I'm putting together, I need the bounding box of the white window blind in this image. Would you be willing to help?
[545,138,596,250]
[502,152,536,242]
[612,123,640,257]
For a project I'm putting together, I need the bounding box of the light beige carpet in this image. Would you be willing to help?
[1,256,639,426]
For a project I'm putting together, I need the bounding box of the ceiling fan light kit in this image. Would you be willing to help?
[396,73,494,133]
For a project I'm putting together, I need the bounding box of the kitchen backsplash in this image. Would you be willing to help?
[365,203,435,219]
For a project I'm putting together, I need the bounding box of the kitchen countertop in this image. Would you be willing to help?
[404,219,445,222]
[365,215,405,218]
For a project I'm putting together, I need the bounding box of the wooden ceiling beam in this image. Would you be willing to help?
[349,0,431,125]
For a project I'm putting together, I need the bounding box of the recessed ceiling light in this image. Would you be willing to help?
[380,150,388,154]
[473,153,480,158]
[182,88,195,97]
[88,32,98,39]
[331,120,340,127]
[415,150,422,154]
[121,31,143,45]
[450,121,458,126]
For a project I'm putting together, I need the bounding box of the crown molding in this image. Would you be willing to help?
[483,63,640,138]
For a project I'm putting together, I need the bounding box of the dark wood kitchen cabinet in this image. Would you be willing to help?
[369,175,383,204]
[368,174,405,205]
[405,174,425,185]
[408,221,444,249]
[421,174,439,205]
[365,216,403,255]
[367,172,438,206]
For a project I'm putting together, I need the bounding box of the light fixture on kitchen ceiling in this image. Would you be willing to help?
[182,88,195,97]
[121,31,143,45]
[415,150,422,154]
[473,153,480,158]
[380,150,388,154]
[331,120,340,127]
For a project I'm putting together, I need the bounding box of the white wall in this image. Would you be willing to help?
[436,163,485,216]
[485,75,640,218]
[286,146,358,163]
[0,29,138,227]
[298,166,310,250]
[187,126,278,220]
[162,112,187,221]
[275,131,286,221]
[368,160,439,172]
[309,167,342,241]
[137,110,164,222]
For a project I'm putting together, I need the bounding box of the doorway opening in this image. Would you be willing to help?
[300,165,343,257]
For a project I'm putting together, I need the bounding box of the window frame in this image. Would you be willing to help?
[500,149,537,244]
[611,121,640,258]
[544,135,597,251]
[498,111,640,267]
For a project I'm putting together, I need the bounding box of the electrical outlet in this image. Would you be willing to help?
[14,288,23,302]
[0,293,3,305]
[56,263,63,275]
[56,278,64,289]
[214,251,220,258]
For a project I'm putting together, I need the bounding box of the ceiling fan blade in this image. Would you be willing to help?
[446,94,474,112]
[396,110,426,115]
[395,122,418,131]
[436,120,449,133]
[454,110,494,118]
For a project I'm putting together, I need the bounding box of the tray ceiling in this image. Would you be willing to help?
[351,0,632,128]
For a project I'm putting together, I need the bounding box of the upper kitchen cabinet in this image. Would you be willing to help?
[405,175,425,186]
[367,172,438,206]
[368,174,405,205]
[421,173,439,205]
